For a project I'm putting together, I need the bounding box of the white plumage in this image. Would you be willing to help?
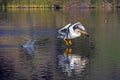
[58,22,89,45]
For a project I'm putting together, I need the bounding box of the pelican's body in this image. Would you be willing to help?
[58,22,89,45]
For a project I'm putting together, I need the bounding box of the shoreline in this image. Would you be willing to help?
[1,4,120,10]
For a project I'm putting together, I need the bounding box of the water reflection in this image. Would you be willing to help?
[18,37,55,80]
[58,47,88,77]
[0,8,120,80]
[22,33,90,79]
[23,36,53,54]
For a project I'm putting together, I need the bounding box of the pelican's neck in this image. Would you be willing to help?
[69,28,81,36]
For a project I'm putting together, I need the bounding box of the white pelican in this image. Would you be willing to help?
[58,22,89,45]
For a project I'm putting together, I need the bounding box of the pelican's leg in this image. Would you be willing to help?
[63,39,69,45]
[68,40,72,45]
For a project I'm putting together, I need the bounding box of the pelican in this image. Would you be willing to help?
[58,22,89,45]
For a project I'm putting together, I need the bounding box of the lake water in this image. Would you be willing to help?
[0,8,120,80]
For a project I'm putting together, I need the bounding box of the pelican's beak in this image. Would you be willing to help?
[77,29,89,37]
[82,30,89,37]
[85,32,89,37]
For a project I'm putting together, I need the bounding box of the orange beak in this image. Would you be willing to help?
[77,29,89,37]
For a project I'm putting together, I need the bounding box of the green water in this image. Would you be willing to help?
[0,8,120,80]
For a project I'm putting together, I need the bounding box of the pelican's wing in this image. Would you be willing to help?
[72,22,86,31]
[58,23,71,35]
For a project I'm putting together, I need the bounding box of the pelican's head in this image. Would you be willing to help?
[73,22,89,37]
[76,28,89,37]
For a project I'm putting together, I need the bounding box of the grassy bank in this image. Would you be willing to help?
[0,0,120,9]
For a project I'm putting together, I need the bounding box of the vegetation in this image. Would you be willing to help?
[0,0,120,8]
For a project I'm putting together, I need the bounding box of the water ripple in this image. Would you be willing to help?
[0,29,56,35]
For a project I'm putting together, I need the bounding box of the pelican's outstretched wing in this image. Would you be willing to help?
[58,23,71,35]
[71,22,86,31]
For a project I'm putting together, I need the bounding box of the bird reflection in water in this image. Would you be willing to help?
[22,39,35,55]
[58,48,88,76]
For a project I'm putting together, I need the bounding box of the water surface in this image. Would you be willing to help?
[0,8,120,80]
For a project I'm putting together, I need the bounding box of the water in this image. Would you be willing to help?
[0,8,120,80]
